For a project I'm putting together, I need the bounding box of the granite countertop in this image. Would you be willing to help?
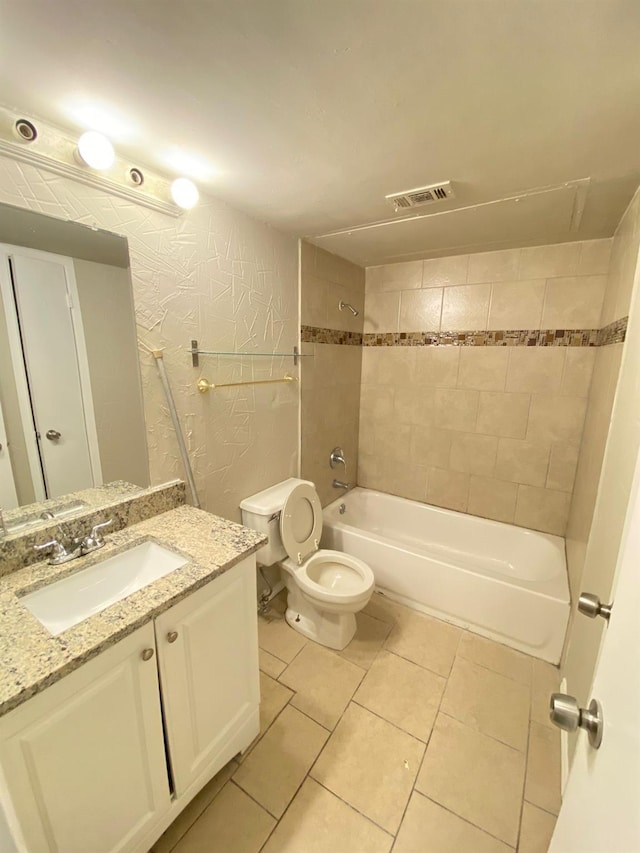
[0,505,266,718]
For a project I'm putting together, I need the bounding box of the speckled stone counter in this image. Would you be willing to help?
[1,480,186,577]
[0,505,266,717]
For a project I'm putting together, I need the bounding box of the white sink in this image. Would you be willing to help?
[21,541,189,636]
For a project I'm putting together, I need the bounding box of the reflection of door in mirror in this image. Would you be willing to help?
[0,246,102,505]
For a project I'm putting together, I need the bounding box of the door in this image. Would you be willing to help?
[9,253,96,498]
[549,453,640,851]
[0,396,18,509]
[0,624,171,853]
[155,556,260,798]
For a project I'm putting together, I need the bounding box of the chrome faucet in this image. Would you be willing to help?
[33,519,113,564]
[330,447,346,469]
[332,479,352,493]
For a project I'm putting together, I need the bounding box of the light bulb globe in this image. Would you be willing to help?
[77,131,115,170]
[171,177,199,209]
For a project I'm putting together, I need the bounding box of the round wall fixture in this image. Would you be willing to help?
[171,177,199,209]
[13,118,38,143]
[77,131,115,170]
[128,167,144,186]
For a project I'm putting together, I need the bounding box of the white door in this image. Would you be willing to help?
[549,454,640,851]
[9,253,95,498]
[155,556,260,798]
[0,396,18,509]
[0,623,171,853]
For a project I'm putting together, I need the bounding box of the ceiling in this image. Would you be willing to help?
[1,0,639,266]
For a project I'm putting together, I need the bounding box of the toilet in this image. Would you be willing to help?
[240,478,374,650]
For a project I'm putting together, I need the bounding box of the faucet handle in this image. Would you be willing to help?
[330,447,346,469]
[33,539,77,565]
[81,519,112,554]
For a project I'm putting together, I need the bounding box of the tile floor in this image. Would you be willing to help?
[151,592,562,853]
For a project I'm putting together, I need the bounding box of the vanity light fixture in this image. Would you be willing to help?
[76,131,115,170]
[171,177,199,209]
[0,105,196,217]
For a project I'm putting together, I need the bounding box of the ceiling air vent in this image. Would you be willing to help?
[386,181,455,210]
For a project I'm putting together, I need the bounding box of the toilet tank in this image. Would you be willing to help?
[240,478,314,566]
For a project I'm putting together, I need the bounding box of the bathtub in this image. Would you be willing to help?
[322,488,570,664]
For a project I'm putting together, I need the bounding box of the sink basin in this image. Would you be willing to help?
[21,541,189,636]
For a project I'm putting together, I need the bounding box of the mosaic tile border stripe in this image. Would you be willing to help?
[301,325,363,345]
[597,316,628,346]
[300,317,628,348]
[362,329,600,347]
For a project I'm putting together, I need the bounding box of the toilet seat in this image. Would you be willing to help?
[280,482,323,565]
[295,550,374,609]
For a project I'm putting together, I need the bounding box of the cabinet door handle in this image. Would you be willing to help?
[167,631,179,644]
[141,648,154,661]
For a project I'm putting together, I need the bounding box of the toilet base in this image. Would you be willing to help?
[283,582,357,650]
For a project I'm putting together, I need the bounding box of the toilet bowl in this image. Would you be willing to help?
[240,478,375,650]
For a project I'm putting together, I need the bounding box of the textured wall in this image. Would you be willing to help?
[563,188,640,758]
[359,240,612,536]
[300,242,364,506]
[0,156,299,522]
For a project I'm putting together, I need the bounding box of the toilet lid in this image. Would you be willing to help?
[280,483,323,565]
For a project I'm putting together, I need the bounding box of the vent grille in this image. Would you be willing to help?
[386,181,455,210]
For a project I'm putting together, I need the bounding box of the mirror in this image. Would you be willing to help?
[0,202,150,525]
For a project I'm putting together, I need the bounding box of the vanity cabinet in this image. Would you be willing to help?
[0,622,171,853]
[0,555,259,853]
[155,556,260,797]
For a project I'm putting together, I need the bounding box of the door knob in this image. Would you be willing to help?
[45,430,61,441]
[578,592,612,621]
[167,631,179,643]
[550,693,604,748]
[141,648,154,661]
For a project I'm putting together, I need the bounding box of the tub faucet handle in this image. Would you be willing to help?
[330,447,346,469]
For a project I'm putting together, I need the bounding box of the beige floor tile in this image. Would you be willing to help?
[525,723,562,815]
[233,705,329,818]
[354,650,445,742]
[259,648,286,679]
[416,714,525,846]
[530,660,561,729]
[441,657,530,751]
[362,591,403,624]
[151,759,238,853]
[519,802,557,853]
[311,702,425,834]
[384,608,462,677]
[259,672,293,735]
[257,610,307,663]
[338,611,392,670]
[171,781,274,853]
[261,778,393,853]
[394,792,514,853]
[458,632,533,685]
[279,642,364,729]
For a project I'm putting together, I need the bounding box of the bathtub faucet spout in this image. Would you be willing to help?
[332,479,353,493]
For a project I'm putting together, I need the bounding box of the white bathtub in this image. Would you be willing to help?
[322,488,570,663]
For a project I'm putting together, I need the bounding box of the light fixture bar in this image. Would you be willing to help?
[0,107,184,217]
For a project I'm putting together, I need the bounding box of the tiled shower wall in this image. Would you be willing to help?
[359,240,613,536]
[300,242,364,506]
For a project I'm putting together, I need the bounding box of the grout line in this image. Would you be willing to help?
[311,776,397,838]
[229,778,280,821]
[420,793,518,850]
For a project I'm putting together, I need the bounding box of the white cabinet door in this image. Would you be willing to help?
[155,556,260,797]
[0,624,171,853]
